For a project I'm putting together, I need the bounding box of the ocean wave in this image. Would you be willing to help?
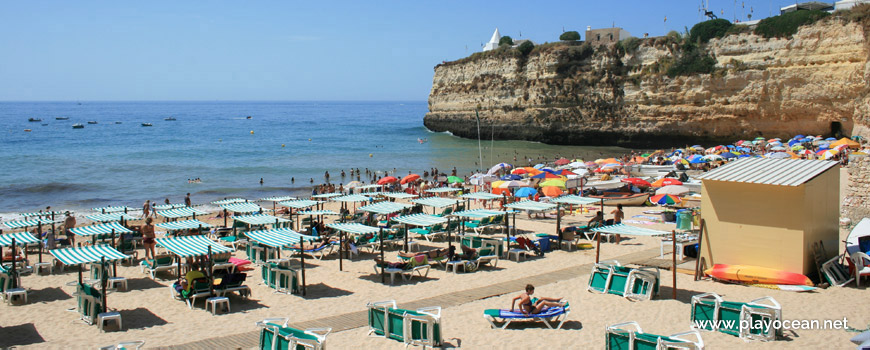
[0,182,101,197]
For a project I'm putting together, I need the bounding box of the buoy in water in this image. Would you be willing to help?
[308,138,311,141]
[281,144,285,147]
[250,130,254,135]
[369,153,373,157]
[219,139,222,142]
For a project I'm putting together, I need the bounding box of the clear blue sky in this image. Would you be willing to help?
[0,1,803,101]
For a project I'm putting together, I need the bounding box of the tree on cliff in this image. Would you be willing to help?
[517,41,534,55]
[689,19,732,44]
[559,31,581,41]
[499,36,514,47]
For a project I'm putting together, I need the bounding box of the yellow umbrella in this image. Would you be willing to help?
[539,179,566,189]
[831,137,860,149]
[490,180,505,189]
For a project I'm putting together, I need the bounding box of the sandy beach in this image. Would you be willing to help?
[0,169,866,349]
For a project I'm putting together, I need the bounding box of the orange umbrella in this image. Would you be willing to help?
[377,176,398,185]
[541,186,564,197]
[400,174,420,184]
[511,168,527,175]
[651,178,682,187]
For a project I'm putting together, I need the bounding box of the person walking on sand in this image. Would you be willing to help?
[143,200,151,218]
[142,217,157,260]
[184,193,191,207]
[63,211,76,247]
[610,204,624,244]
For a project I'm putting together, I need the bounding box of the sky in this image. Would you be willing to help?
[0,1,808,101]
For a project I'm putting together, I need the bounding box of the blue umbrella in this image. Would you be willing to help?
[514,187,537,198]
[533,164,545,169]
[720,152,737,159]
[825,137,837,141]
[501,174,522,180]
[794,134,805,139]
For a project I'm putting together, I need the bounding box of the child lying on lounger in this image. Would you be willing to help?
[511,284,565,315]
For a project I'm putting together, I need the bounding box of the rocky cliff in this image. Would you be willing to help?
[424,17,870,147]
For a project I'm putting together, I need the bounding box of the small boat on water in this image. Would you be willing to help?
[72,123,84,129]
[164,117,176,121]
[24,129,32,132]
[115,121,122,124]
[87,121,98,124]
[246,116,252,119]
[141,123,153,127]
[41,123,48,126]
[56,117,69,120]
[28,118,42,122]
[588,192,651,206]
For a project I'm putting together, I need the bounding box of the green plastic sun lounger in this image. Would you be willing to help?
[256,317,330,350]
[587,260,660,301]
[261,261,300,295]
[606,321,704,350]
[690,292,781,341]
[367,300,442,348]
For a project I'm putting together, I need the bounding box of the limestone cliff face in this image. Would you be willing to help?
[424,19,870,147]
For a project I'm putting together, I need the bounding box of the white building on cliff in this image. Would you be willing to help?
[483,28,500,51]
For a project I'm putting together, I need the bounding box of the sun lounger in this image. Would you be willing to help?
[691,292,781,341]
[140,254,180,279]
[373,255,430,285]
[367,300,442,348]
[288,242,335,260]
[262,261,301,294]
[215,272,251,298]
[820,255,854,287]
[256,317,331,350]
[483,301,570,329]
[587,260,659,301]
[398,249,449,267]
[606,321,704,350]
[98,340,146,350]
[76,282,104,325]
[410,223,446,242]
[171,272,214,309]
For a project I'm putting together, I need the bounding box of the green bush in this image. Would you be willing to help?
[724,24,753,36]
[499,36,514,46]
[666,44,717,77]
[517,41,534,55]
[620,37,641,53]
[689,19,733,43]
[559,31,581,41]
[754,10,830,38]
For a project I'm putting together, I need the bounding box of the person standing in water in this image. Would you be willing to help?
[184,193,192,207]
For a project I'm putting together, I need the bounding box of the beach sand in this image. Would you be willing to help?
[1,170,866,349]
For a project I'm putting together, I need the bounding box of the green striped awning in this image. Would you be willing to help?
[211,198,248,205]
[157,206,208,219]
[380,192,418,199]
[590,224,670,237]
[244,228,317,248]
[278,199,322,209]
[261,195,297,202]
[551,195,600,205]
[297,210,339,216]
[156,235,233,258]
[452,209,506,219]
[50,245,129,266]
[153,203,187,211]
[326,223,380,235]
[92,206,129,213]
[459,192,502,200]
[359,201,412,215]
[311,193,342,199]
[0,232,39,247]
[504,200,557,212]
[3,218,56,229]
[425,187,461,193]
[155,220,212,231]
[233,214,290,226]
[393,214,448,227]
[20,211,64,219]
[85,213,136,223]
[412,197,460,208]
[221,202,262,213]
[70,222,133,236]
[331,194,370,202]
[358,184,383,190]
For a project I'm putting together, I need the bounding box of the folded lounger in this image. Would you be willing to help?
[367,300,442,348]
[483,302,570,329]
[256,317,331,350]
[588,260,659,301]
[606,321,705,350]
[690,292,781,342]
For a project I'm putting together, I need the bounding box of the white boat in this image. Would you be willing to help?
[584,178,625,190]
[141,123,153,127]
[87,121,98,124]
[588,192,651,206]
[72,123,84,129]
[629,164,676,177]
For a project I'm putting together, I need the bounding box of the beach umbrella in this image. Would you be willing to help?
[820,149,839,159]
[622,178,651,187]
[346,181,362,188]
[595,158,621,165]
[568,161,586,168]
[571,168,589,177]
[513,187,537,198]
[530,172,562,179]
[400,174,420,184]
[556,169,577,176]
[766,152,791,159]
[720,152,737,159]
[539,179,567,189]
[533,164,545,169]
[500,174,523,181]
[834,144,849,151]
[554,158,570,166]
[656,185,690,196]
[510,168,527,175]
[651,178,682,187]
[650,194,681,205]
[831,137,860,149]
[377,176,398,185]
[791,144,805,151]
[487,163,512,175]
[825,137,837,141]
[769,146,786,151]
[447,176,464,184]
[498,180,528,188]
[702,154,724,161]
[541,186,564,197]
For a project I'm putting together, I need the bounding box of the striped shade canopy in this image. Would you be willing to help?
[20,211,64,218]
[459,192,502,200]
[311,193,342,199]
[425,187,461,193]
[50,245,129,266]
[412,197,460,208]
[392,214,448,227]
[155,219,212,231]
[157,206,208,219]
[325,223,380,235]
[233,214,290,226]
[70,222,133,236]
[261,195,297,202]
[296,210,339,216]
[278,199,322,209]
[504,200,557,212]
[244,228,317,248]
[211,198,248,205]
[0,232,39,247]
[3,218,56,229]
[85,213,136,223]
[92,206,129,213]
[221,202,262,214]
[357,184,383,190]
[590,224,670,237]
[452,209,506,219]
[379,192,418,199]
[551,195,601,205]
[359,201,412,215]
[331,194,370,202]
[156,235,233,258]
[152,203,187,211]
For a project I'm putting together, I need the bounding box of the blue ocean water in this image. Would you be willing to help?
[0,101,629,213]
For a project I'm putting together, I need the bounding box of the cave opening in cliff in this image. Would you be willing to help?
[831,121,843,138]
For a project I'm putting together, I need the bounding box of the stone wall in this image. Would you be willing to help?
[843,155,870,221]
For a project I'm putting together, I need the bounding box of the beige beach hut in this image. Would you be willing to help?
[696,158,839,275]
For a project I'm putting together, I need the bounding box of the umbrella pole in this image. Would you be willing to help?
[223,209,228,228]
[339,232,344,271]
[447,218,452,249]
[111,229,117,276]
[176,256,181,282]
[600,199,604,213]
[595,230,601,264]
[556,204,562,248]
[404,225,408,253]
[301,245,306,296]
[208,246,214,296]
[672,230,677,300]
[694,219,706,281]
[10,239,16,289]
[78,264,83,285]
[379,227,385,284]
[101,257,108,314]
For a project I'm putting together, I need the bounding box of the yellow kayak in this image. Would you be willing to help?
[705,264,813,286]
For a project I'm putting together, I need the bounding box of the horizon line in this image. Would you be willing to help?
[0,99,428,103]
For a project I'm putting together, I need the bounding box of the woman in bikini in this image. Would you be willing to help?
[142,217,157,260]
[510,284,564,315]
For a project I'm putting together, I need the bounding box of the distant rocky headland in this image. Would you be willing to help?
[424,7,870,148]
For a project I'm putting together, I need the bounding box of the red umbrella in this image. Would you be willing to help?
[651,178,682,187]
[511,168,527,175]
[556,169,577,176]
[554,158,570,166]
[377,176,398,185]
[400,174,420,184]
[621,178,651,187]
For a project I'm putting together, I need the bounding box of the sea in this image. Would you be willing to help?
[0,101,632,215]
